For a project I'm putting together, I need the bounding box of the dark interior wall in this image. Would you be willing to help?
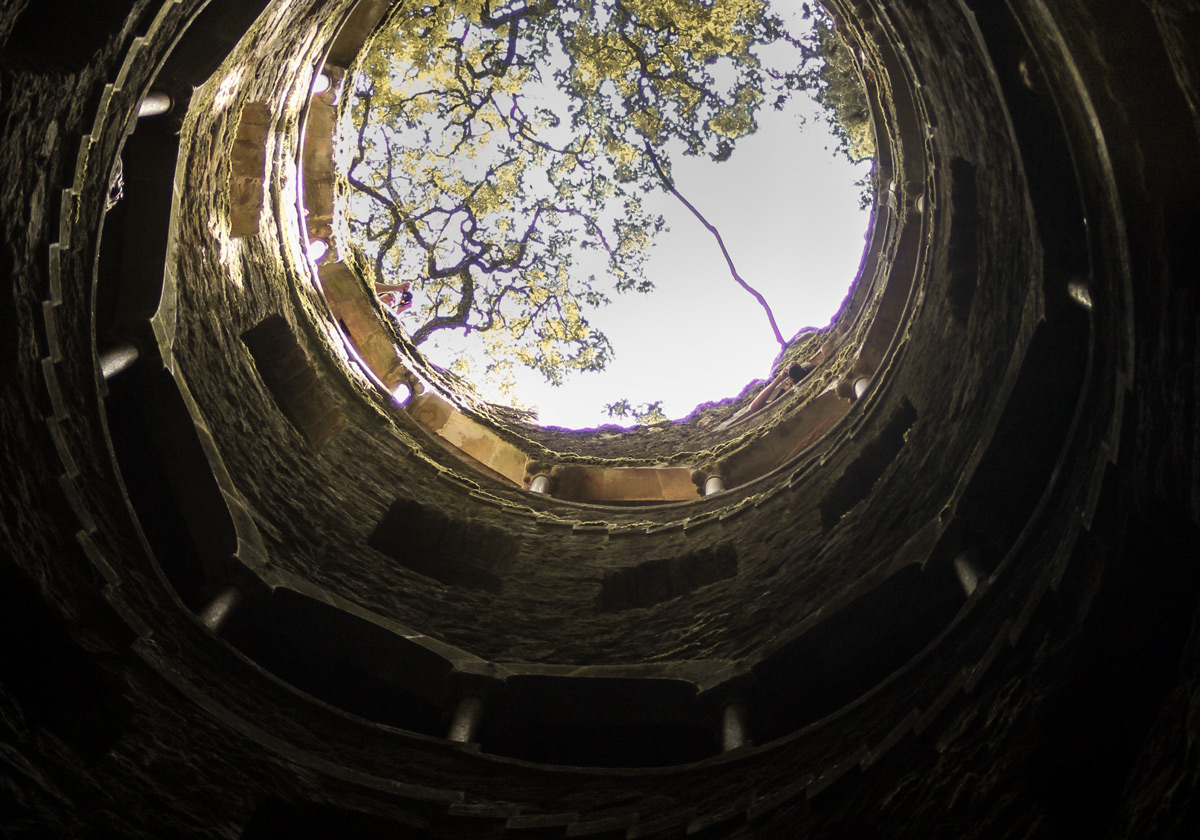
[1,0,1198,838]
[152,0,1040,672]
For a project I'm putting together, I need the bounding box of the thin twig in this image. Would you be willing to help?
[644,143,787,347]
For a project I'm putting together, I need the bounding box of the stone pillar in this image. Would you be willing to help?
[447,696,485,744]
[691,467,726,498]
[99,343,140,381]
[526,462,553,495]
[720,702,750,752]
[307,239,329,262]
[198,585,244,633]
[1068,278,1093,310]
[137,91,172,118]
[953,552,985,597]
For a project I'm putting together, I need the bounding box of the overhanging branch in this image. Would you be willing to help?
[644,144,787,347]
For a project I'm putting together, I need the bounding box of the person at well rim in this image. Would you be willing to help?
[375,281,412,316]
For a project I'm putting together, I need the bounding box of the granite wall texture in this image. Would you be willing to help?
[1,0,1198,837]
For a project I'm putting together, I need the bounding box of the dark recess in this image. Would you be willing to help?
[242,315,346,450]
[751,563,962,743]
[95,119,179,348]
[598,543,739,612]
[821,400,919,530]
[241,799,431,840]
[369,497,521,593]
[222,588,448,736]
[0,243,17,385]
[958,0,1094,294]
[487,720,717,767]
[0,563,131,760]
[2,0,137,71]
[954,311,1089,558]
[479,675,715,767]
[945,157,979,325]
[1027,503,1200,835]
[152,0,276,112]
[104,367,235,609]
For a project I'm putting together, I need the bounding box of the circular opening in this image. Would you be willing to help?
[334,0,876,429]
[81,0,1133,798]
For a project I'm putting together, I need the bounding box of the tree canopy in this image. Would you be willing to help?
[339,0,864,392]
[808,12,875,164]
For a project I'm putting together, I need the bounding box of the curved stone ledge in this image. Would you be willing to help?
[5,0,1185,833]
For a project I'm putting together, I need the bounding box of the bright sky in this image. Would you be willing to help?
[424,107,872,427]
[377,3,874,429]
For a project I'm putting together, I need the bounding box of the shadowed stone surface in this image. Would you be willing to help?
[1,0,1198,837]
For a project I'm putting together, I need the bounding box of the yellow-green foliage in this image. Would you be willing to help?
[339,0,823,390]
[811,14,875,162]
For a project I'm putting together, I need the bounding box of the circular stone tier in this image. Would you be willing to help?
[4,0,1198,836]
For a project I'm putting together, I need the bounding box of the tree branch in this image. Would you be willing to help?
[643,143,787,347]
[410,267,477,344]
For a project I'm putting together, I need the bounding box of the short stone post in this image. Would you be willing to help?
[691,466,726,498]
[525,461,552,495]
[721,702,750,752]
[99,343,140,381]
[447,696,485,744]
[137,92,172,118]
[953,552,985,597]
[198,585,244,633]
[307,239,329,262]
[1068,278,1093,310]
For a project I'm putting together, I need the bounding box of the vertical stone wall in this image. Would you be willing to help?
[0,0,1197,837]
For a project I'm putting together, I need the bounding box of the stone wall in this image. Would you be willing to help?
[1,0,1198,837]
